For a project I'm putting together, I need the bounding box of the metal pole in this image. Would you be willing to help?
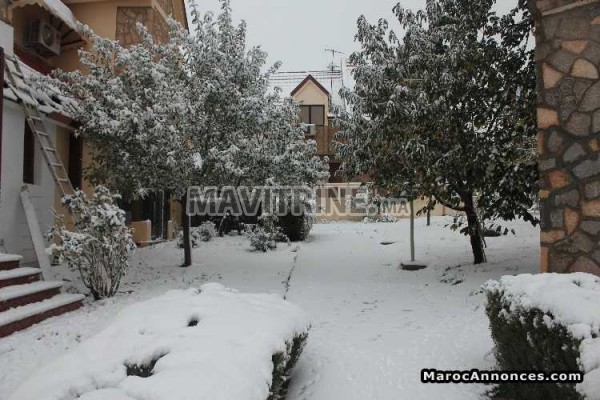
[410,198,415,262]
[0,46,4,251]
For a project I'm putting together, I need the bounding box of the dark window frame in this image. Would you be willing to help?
[300,105,325,127]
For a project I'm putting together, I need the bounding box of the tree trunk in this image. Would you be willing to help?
[427,196,432,226]
[181,194,192,267]
[462,193,486,265]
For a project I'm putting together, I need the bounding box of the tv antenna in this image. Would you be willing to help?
[324,48,345,93]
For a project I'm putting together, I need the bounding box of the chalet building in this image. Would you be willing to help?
[289,73,369,184]
[0,0,187,336]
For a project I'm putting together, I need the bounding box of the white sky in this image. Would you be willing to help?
[185,0,519,72]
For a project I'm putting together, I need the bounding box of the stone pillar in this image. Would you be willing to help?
[533,0,600,275]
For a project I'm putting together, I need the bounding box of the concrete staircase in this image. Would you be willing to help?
[0,254,84,338]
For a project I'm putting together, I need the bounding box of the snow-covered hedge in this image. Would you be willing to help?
[9,284,310,400]
[484,273,600,400]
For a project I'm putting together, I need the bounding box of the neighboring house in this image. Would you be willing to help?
[282,72,448,220]
[0,0,188,267]
[289,73,370,184]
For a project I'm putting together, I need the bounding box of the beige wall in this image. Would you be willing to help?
[292,80,329,126]
[0,0,11,23]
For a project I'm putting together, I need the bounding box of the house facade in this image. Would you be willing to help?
[1,0,187,267]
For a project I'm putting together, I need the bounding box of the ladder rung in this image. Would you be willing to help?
[35,130,49,137]
[58,179,69,183]
[29,115,42,121]
[43,147,56,152]
[50,163,63,167]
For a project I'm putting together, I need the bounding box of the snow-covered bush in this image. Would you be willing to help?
[177,221,217,248]
[484,273,600,400]
[278,201,315,242]
[248,227,278,253]
[9,284,310,400]
[48,186,136,300]
[247,214,287,252]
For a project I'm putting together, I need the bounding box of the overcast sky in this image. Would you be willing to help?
[185,0,518,72]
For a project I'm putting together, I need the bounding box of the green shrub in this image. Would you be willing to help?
[269,332,309,400]
[483,274,600,400]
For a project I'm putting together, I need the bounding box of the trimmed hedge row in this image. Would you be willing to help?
[483,273,600,400]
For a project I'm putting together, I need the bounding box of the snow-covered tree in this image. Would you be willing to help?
[48,186,136,300]
[42,0,327,266]
[338,0,538,264]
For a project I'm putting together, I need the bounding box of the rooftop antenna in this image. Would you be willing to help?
[324,48,345,92]
[324,48,346,111]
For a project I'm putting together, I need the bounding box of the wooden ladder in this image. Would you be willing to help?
[4,56,75,198]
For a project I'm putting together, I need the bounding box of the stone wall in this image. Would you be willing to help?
[116,6,169,47]
[534,0,600,275]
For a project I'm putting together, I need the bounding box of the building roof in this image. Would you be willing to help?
[290,74,329,96]
[13,0,80,32]
[269,69,348,112]
[3,56,78,119]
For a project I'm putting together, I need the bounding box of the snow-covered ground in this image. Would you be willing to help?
[0,216,539,399]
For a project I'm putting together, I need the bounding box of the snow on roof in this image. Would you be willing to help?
[269,69,349,111]
[3,56,78,119]
[12,0,81,33]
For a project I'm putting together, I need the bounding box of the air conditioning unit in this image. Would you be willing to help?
[305,124,317,136]
[25,19,61,57]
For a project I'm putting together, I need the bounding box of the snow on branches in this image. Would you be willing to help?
[48,186,136,300]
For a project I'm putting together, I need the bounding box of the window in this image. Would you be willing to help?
[300,105,325,126]
[23,122,35,184]
[68,134,83,189]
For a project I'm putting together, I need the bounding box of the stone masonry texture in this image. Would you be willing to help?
[533,0,600,275]
[116,6,169,47]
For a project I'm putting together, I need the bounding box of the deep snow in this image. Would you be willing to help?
[0,217,540,399]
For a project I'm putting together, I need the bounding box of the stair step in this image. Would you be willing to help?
[0,254,22,271]
[0,281,64,312]
[0,294,85,338]
[0,268,42,288]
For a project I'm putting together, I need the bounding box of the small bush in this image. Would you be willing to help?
[278,201,315,242]
[48,186,136,300]
[178,221,217,248]
[247,214,287,252]
[269,332,309,400]
[483,273,600,400]
[278,213,313,242]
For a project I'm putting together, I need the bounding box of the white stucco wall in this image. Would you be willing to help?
[1,100,57,266]
[0,20,13,56]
